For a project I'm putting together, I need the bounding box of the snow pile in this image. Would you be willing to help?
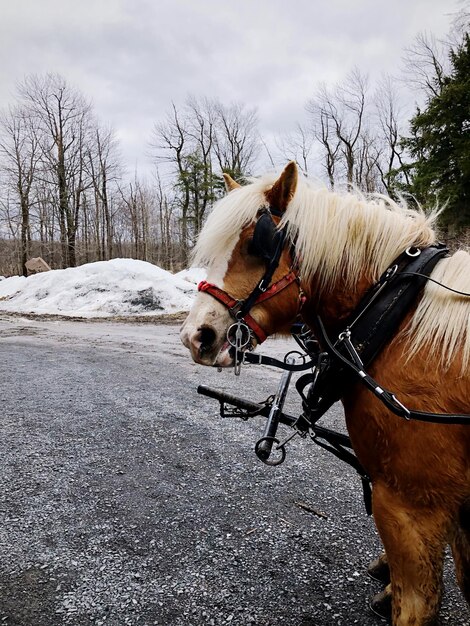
[0,259,207,318]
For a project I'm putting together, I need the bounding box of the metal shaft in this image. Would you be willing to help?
[255,357,295,462]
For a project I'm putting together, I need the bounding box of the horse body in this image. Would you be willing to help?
[345,330,470,620]
[180,163,470,625]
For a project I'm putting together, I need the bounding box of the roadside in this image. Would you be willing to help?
[0,316,468,625]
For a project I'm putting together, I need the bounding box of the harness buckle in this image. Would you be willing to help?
[390,394,411,420]
[228,301,244,318]
[258,278,268,293]
[384,264,398,280]
[338,329,351,341]
[245,352,262,365]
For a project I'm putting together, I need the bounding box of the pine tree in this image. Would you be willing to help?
[401,34,470,232]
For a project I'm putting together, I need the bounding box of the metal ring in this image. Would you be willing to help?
[405,247,421,257]
[226,322,251,348]
[386,264,398,279]
[284,350,304,364]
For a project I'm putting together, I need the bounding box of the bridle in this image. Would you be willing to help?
[197,208,302,351]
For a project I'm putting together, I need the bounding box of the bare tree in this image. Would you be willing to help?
[450,2,470,40]
[153,103,192,264]
[117,176,154,261]
[18,73,94,267]
[276,123,314,176]
[354,131,381,192]
[185,97,215,234]
[152,169,178,269]
[307,69,368,188]
[0,105,41,275]
[315,102,341,187]
[212,100,259,178]
[335,69,368,186]
[86,124,121,260]
[373,76,411,195]
[151,96,260,265]
[402,32,449,99]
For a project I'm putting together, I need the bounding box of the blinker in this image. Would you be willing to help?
[248,211,282,262]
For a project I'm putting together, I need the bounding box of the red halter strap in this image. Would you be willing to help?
[198,270,299,344]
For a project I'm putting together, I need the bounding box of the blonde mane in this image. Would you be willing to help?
[194,173,470,369]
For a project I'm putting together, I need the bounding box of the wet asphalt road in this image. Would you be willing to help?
[0,316,468,626]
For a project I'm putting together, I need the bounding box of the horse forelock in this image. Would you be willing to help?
[192,174,277,270]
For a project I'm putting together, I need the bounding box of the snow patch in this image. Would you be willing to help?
[0,259,207,318]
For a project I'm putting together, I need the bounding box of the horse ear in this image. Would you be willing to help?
[223,173,241,192]
[268,161,298,212]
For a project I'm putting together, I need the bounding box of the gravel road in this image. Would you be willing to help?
[0,315,468,626]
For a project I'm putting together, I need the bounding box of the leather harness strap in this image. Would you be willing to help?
[198,269,299,343]
[198,280,268,343]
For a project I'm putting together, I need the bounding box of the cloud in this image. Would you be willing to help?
[0,0,459,175]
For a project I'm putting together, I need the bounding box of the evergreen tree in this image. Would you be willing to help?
[401,34,470,232]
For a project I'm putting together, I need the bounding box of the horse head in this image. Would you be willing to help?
[180,162,302,367]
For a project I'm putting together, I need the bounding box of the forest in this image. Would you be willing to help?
[0,23,469,277]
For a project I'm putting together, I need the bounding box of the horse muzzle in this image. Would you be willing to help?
[180,323,235,367]
[180,294,238,367]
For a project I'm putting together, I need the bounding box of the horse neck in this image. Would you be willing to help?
[300,272,373,336]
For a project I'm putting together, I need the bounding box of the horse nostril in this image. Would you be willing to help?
[198,326,216,353]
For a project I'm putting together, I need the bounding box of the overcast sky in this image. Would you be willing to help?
[0,0,461,177]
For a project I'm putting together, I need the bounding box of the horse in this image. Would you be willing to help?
[180,161,470,626]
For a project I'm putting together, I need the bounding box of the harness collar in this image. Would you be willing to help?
[299,243,470,424]
[337,243,449,365]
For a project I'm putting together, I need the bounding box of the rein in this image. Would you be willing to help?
[316,316,470,425]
